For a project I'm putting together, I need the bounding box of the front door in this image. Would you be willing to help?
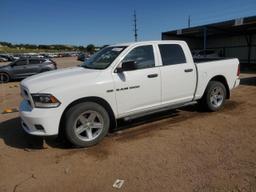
[113,45,161,117]
[11,59,29,78]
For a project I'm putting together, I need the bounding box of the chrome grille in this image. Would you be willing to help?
[21,86,34,108]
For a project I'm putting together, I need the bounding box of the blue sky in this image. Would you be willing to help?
[1,0,256,46]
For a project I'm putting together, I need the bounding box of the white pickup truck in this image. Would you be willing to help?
[20,41,240,147]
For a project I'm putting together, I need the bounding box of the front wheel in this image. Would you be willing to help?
[200,81,227,111]
[0,72,10,83]
[64,102,110,147]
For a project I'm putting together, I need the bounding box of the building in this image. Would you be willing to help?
[162,16,256,68]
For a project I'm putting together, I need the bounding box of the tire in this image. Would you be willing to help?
[0,72,10,83]
[64,102,110,147]
[200,81,227,112]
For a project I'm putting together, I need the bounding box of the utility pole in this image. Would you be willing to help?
[133,10,138,42]
[188,15,191,28]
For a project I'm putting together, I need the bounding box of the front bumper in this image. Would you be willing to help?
[19,100,62,136]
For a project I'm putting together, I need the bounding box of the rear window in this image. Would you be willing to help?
[29,59,40,64]
[158,44,186,65]
[14,59,27,66]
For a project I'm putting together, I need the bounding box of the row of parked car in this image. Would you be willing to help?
[0,51,92,83]
[0,54,19,62]
[0,52,79,62]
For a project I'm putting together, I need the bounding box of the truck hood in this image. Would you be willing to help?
[21,67,102,93]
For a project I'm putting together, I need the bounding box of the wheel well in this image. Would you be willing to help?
[209,75,230,99]
[59,97,117,135]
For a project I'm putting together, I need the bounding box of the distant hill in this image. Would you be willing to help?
[0,41,91,53]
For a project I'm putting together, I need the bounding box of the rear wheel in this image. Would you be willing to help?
[200,81,227,111]
[0,72,10,83]
[64,102,110,147]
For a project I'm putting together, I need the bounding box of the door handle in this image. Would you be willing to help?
[184,68,193,73]
[147,74,158,78]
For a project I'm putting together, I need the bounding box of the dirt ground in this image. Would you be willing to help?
[0,57,256,192]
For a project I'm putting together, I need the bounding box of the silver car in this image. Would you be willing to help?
[0,57,57,83]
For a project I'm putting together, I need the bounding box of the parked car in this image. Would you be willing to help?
[0,57,57,83]
[13,54,22,60]
[77,52,90,61]
[0,54,15,61]
[192,49,222,59]
[47,54,58,58]
[77,53,85,61]
[35,55,45,58]
[0,56,8,62]
[19,40,240,147]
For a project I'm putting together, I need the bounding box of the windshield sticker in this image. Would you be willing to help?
[112,48,123,52]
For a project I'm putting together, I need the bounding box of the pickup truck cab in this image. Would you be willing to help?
[20,41,240,147]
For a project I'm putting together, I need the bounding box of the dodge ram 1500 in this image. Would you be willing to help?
[20,41,240,147]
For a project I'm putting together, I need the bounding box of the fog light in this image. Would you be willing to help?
[34,124,45,132]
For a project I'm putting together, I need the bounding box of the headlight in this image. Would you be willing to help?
[31,94,61,108]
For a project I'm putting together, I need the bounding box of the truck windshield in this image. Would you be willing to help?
[81,46,127,69]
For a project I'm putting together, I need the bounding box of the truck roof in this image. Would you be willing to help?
[112,40,186,47]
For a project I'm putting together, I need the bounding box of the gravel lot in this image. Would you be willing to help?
[0,57,256,192]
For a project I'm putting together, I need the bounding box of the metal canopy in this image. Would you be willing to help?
[162,16,256,65]
[162,16,256,38]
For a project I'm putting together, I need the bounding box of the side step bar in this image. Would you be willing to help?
[123,101,198,121]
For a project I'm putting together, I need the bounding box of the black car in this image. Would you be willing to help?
[77,53,85,61]
[0,54,15,62]
[0,57,57,83]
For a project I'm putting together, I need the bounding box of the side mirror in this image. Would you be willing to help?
[116,60,137,73]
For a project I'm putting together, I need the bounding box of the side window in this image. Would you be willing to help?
[123,45,155,69]
[29,59,40,65]
[14,59,27,66]
[158,44,186,66]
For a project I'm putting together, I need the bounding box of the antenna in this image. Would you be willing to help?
[133,10,138,42]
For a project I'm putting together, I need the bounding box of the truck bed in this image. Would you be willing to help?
[194,58,239,100]
[194,57,234,63]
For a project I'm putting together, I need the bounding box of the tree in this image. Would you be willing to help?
[78,46,86,51]
[86,44,95,54]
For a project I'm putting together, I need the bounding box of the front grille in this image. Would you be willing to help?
[21,86,28,99]
[21,86,33,108]
[22,121,30,131]
[24,89,28,97]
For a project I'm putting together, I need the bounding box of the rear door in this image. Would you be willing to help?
[28,58,42,75]
[113,45,161,117]
[158,43,197,105]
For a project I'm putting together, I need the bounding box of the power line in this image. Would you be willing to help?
[133,10,138,42]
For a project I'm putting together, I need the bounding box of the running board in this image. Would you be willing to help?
[123,101,198,121]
